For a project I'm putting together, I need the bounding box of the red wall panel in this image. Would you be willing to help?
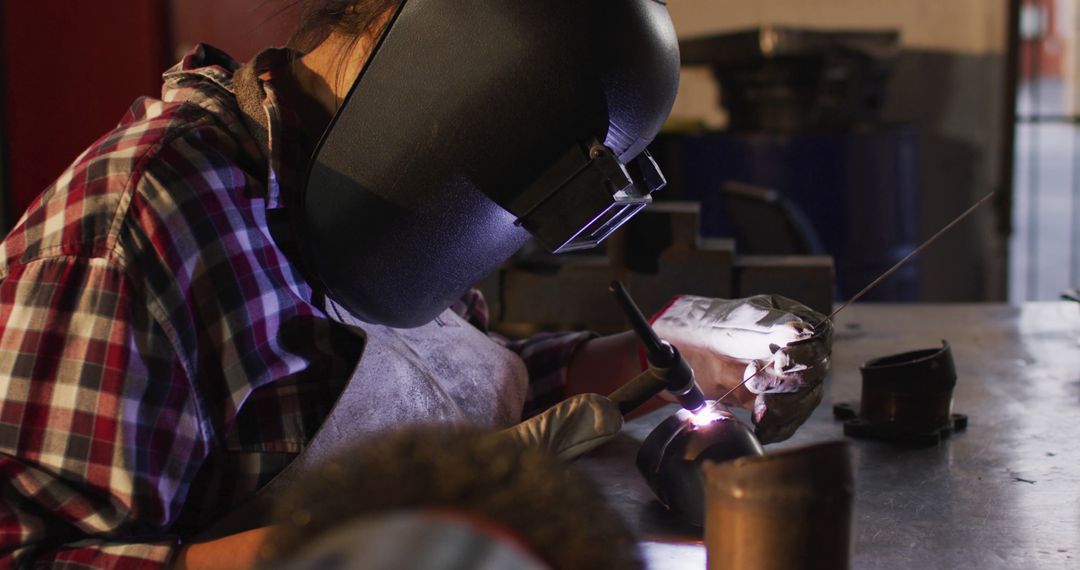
[1,2,171,225]
[168,0,298,64]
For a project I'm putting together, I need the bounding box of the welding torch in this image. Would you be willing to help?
[606,281,707,416]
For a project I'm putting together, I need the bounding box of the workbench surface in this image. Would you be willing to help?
[580,303,1080,569]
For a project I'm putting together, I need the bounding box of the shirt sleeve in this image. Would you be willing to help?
[0,257,207,568]
[451,289,597,418]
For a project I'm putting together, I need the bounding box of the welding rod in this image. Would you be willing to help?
[716,191,996,405]
[823,191,996,322]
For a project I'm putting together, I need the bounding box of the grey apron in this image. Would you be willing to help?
[200,301,528,537]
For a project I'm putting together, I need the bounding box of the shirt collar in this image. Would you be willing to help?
[166,44,312,210]
[241,48,317,210]
[164,43,241,93]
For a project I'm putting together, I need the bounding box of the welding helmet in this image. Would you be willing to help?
[301,0,680,327]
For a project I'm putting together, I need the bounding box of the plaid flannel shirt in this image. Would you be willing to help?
[0,45,592,568]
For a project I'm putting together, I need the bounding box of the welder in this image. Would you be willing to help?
[0,1,831,568]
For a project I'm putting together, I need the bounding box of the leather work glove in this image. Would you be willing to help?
[499,393,624,460]
[651,294,833,443]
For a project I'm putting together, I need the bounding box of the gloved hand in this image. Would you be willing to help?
[651,294,832,443]
[499,393,623,460]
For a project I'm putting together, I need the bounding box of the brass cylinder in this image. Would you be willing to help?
[703,441,853,570]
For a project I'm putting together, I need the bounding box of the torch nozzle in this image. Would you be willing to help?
[677,384,707,414]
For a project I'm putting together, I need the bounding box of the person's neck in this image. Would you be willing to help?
[293,31,378,117]
[278,32,379,143]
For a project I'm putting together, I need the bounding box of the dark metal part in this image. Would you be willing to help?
[833,340,967,445]
[636,404,763,527]
[999,0,1021,243]
[678,27,899,133]
[680,27,900,67]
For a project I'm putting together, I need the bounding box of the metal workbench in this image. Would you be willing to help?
[580,303,1080,569]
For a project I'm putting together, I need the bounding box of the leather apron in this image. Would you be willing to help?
[201,300,528,537]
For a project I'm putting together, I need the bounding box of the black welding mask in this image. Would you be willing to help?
[301,0,680,327]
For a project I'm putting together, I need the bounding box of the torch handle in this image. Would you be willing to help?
[609,281,674,366]
[608,369,669,416]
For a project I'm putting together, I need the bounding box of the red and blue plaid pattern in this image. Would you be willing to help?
[0,45,589,568]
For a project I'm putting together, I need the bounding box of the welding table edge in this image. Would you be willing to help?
[575,302,1080,569]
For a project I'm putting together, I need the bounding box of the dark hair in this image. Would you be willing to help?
[288,0,401,51]
[265,426,643,570]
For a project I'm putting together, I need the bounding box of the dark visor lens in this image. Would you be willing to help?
[514,145,667,253]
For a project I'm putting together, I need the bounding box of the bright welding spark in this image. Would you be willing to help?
[676,401,729,428]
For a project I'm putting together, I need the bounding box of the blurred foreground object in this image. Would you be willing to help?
[264,427,641,570]
[264,512,548,570]
[703,441,853,570]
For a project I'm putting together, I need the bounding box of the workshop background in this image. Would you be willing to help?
[0,0,1075,306]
